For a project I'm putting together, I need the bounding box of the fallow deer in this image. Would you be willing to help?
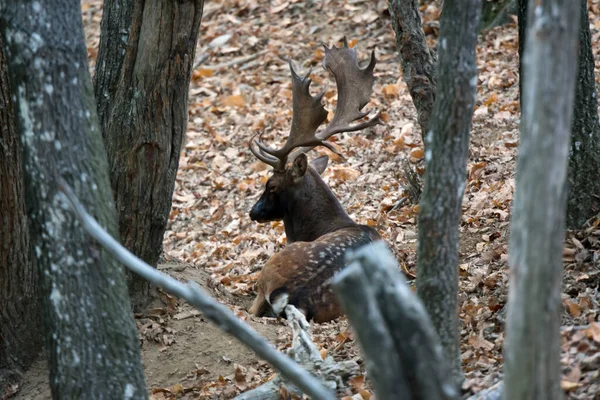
[247,39,383,323]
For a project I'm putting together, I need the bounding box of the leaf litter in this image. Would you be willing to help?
[26,0,594,399]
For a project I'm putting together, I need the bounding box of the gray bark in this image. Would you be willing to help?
[0,38,42,397]
[334,263,410,399]
[566,0,600,228]
[59,183,337,400]
[388,0,437,139]
[94,0,204,309]
[235,306,357,400]
[334,241,459,400]
[0,0,147,398]
[504,1,581,399]
[416,0,481,385]
[518,0,600,228]
[517,0,526,99]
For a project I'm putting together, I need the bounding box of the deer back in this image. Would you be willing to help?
[249,225,381,323]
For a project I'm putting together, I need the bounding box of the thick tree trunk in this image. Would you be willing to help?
[388,0,437,140]
[566,0,600,228]
[0,1,147,398]
[416,0,481,385]
[519,0,600,228]
[0,39,42,397]
[504,1,580,399]
[94,0,204,309]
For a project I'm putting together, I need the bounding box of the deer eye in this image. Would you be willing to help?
[268,185,277,193]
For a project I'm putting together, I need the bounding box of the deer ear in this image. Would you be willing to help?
[288,154,308,183]
[310,155,329,175]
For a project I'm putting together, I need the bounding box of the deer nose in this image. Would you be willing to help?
[249,201,262,221]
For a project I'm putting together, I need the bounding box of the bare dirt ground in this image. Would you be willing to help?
[11,0,600,399]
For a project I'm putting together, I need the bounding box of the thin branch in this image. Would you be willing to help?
[235,305,359,400]
[198,50,269,70]
[56,178,335,400]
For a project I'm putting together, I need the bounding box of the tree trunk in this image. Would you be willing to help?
[504,1,580,399]
[0,38,42,398]
[388,0,437,140]
[416,0,481,385]
[94,0,204,309]
[566,0,600,228]
[480,0,516,32]
[0,1,147,398]
[517,0,527,101]
[519,0,600,228]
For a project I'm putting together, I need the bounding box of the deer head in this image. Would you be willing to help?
[248,38,381,243]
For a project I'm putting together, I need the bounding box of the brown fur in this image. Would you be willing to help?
[249,225,381,323]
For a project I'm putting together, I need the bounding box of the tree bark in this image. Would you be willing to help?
[566,0,600,228]
[504,1,580,399]
[334,241,459,400]
[416,0,481,385]
[94,0,204,309]
[517,0,527,102]
[388,0,437,140]
[0,38,42,398]
[519,0,600,228]
[0,1,147,398]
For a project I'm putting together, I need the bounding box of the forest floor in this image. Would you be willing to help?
[12,0,600,399]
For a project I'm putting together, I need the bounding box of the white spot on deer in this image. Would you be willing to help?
[32,2,41,12]
[441,38,447,50]
[270,293,289,315]
[54,141,62,150]
[326,260,332,265]
[319,252,326,258]
[44,83,53,95]
[425,148,432,163]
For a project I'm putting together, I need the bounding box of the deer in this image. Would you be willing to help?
[247,38,384,323]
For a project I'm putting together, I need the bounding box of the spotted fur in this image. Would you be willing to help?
[249,225,381,323]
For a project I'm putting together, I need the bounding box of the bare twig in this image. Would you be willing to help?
[235,305,360,399]
[56,178,335,400]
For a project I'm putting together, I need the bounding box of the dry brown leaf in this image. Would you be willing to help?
[222,94,246,107]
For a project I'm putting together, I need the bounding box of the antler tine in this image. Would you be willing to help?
[249,41,380,170]
[288,38,381,162]
[249,133,283,170]
[251,60,328,168]
[317,37,381,141]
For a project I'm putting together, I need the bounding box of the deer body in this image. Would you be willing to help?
[249,225,380,323]
[247,39,384,322]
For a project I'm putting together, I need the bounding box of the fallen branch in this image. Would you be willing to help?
[333,241,459,400]
[57,179,335,400]
[235,305,360,399]
[198,50,268,70]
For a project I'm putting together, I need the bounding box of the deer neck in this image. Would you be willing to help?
[283,171,355,243]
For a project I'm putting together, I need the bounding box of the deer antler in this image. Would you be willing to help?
[249,38,381,171]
